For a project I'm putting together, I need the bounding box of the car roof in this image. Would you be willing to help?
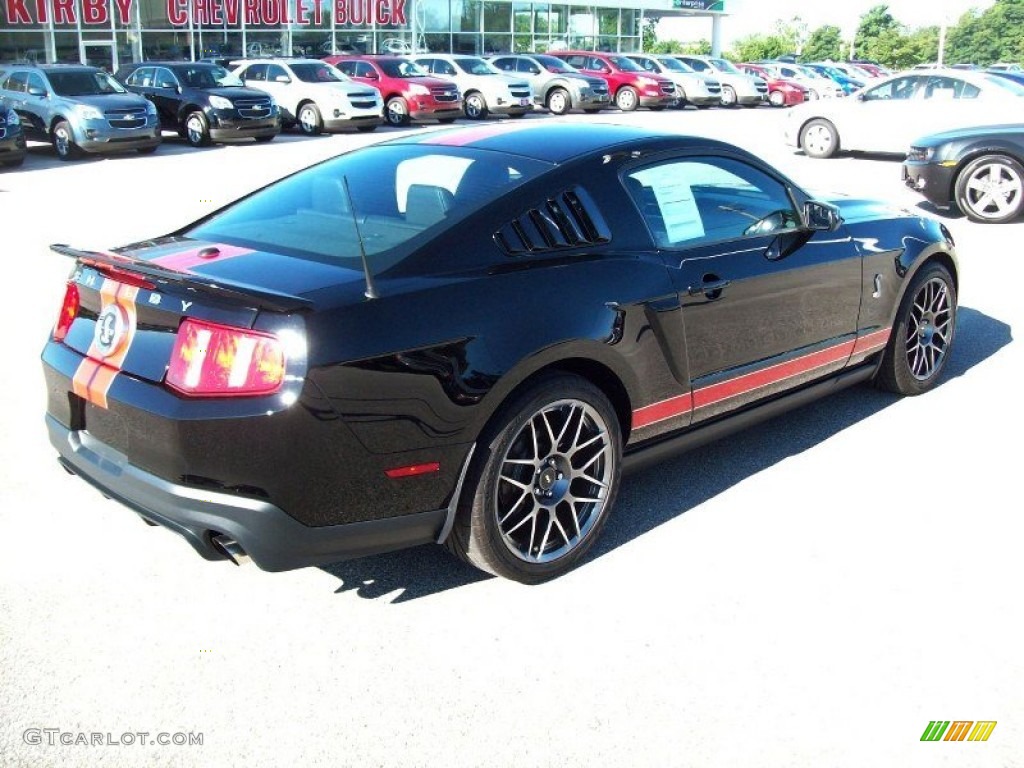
[384,122,742,165]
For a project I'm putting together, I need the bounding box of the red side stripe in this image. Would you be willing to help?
[630,328,892,430]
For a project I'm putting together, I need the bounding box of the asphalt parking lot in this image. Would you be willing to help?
[1,108,1021,768]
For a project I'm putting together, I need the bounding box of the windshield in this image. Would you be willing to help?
[658,57,692,73]
[379,59,428,78]
[176,65,242,88]
[291,63,346,83]
[608,56,643,72]
[48,71,126,96]
[709,58,741,74]
[684,58,711,72]
[187,145,551,268]
[455,58,496,75]
[535,55,575,73]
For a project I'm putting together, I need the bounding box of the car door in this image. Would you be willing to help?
[151,67,183,128]
[842,75,927,152]
[623,153,862,424]
[1,72,40,138]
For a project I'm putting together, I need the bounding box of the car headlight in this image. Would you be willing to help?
[638,76,658,87]
[208,95,233,110]
[75,104,103,120]
[409,84,430,96]
[6,110,19,126]
[907,146,937,162]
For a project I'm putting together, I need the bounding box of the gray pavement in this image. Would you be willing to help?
[1,108,1021,768]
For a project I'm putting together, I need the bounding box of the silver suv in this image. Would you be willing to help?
[489,54,610,115]
[677,56,769,107]
[626,54,722,108]
[411,54,533,119]
[0,64,160,160]
[233,58,383,134]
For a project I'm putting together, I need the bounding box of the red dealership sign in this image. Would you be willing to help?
[3,0,408,25]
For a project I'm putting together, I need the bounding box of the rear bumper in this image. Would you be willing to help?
[48,415,448,571]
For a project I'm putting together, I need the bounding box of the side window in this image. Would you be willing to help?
[863,76,922,101]
[356,62,376,78]
[266,65,289,82]
[438,61,456,76]
[154,68,178,89]
[925,76,979,99]
[565,55,587,69]
[624,157,800,248]
[5,72,28,93]
[336,61,356,76]
[517,59,539,74]
[589,57,609,72]
[27,72,47,94]
[416,58,435,73]
[491,57,514,72]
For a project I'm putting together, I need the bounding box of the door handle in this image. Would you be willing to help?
[687,277,731,298]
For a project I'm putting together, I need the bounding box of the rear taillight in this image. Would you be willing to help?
[166,318,286,397]
[53,282,80,342]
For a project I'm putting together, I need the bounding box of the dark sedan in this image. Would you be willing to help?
[42,124,958,583]
[904,123,1024,222]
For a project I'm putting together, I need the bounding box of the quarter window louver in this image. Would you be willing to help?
[494,187,611,255]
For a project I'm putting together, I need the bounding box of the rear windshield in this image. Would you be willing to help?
[49,71,126,96]
[186,144,551,270]
[291,63,345,83]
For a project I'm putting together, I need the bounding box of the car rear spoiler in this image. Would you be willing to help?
[51,244,314,313]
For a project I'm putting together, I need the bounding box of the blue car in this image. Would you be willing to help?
[0,103,27,168]
[804,63,864,95]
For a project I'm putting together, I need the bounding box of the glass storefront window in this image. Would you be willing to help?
[419,0,452,33]
[455,0,482,33]
[483,2,511,33]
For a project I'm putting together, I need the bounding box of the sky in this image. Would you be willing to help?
[660,0,997,49]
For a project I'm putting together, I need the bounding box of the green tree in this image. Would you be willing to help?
[801,25,846,61]
[731,33,789,62]
[641,16,659,52]
[853,4,900,61]
[946,0,1024,65]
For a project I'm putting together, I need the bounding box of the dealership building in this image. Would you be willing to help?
[1,0,727,71]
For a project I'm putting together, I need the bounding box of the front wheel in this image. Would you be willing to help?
[954,154,1024,223]
[184,111,211,147]
[298,103,323,135]
[52,120,81,160]
[719,85,737,107]
[385,96,411,127]
[876,262,957,396]
[547,87,571,115]
[615,86,638,112]
[446,374,622,584]
[464,92,488,120]
[769,90,786,107]
[800,118,839,159]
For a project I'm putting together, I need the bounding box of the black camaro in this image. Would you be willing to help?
[42,123,958,583]
[904,123,1024,223]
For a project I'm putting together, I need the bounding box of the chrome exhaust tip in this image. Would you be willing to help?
[211,534,251,566]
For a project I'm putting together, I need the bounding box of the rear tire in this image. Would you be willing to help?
[875,262,957,396]
[800,118,839,159]
[445,374,622,584]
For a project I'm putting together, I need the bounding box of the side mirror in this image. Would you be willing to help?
[803,200,842,231]
[365,72,380,80]
[28,86,46,97]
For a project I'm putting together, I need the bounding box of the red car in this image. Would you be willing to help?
[550,51,676,112]
[739,64,807,107]
[326,55,463,126]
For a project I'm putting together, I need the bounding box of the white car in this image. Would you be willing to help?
[232,58,382,135]
[411,54,533,119]
[785,68,1024,158]
[626,54,722,107]
[762,62,843,99]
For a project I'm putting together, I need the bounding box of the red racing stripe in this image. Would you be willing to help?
[150,243,254,273]
[631,328,893,429]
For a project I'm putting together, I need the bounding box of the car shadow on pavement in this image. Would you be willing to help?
[320,306,1011,603]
